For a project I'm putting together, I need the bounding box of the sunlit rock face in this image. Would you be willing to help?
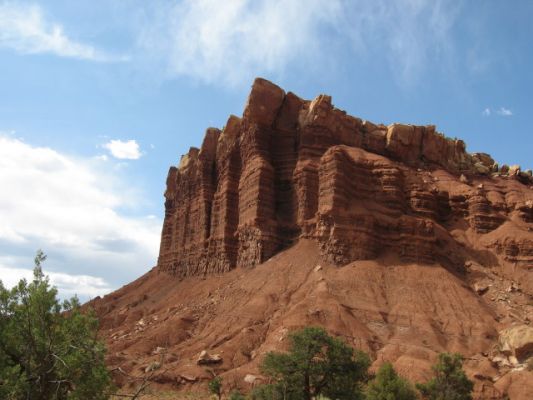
[157,78,533,278]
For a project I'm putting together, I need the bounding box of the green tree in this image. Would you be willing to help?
[249,383,283,400]
[208,376,223,400]
[228,389,245,400]
[0,250,111,400]
[259,326,370,400]
[366,362,418,400]
[416,353,474,400]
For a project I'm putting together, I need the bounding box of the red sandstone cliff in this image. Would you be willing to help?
[158,78,532,277]
[92,78,533,400]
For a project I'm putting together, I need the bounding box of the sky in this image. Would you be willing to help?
[0,0,531,300]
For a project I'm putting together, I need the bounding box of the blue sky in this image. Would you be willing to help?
[0,0,531,299]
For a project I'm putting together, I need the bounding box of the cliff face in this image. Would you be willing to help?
[91,79,533,400]
[158,78,533,277]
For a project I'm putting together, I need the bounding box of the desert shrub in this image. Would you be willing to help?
[366,362,417,400]
[416,353,473,400]
[0,250,111,400]
[208,376,223,400]
[249,383,286,400]
[228,389,246,400]
[258,326,370,400]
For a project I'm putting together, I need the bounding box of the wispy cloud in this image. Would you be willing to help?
[0,2,127,62]
[481,107,513,117]
[338,0,461,86]
[138,0,341,86]
[0,135,160,300]
[138,0,459,87]
[103,139,142,160]
[496,107,513,116]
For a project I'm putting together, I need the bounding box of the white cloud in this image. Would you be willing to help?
[0,3,127,62]
[497,107,513,116]
[0,135,161,300]
[138,0,341,86]
[103,139,142,160]
[481,107,513,117]
[137,0,459,87]
[94,154,109,162]
[0,265,113,299]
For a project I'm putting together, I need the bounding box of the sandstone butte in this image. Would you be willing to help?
[91,78,533,399]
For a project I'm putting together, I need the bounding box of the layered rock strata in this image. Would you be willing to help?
[158,78,533,277]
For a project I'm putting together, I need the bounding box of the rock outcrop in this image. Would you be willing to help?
[499,325,533,362]
[158,78,533,277]
[93,78,533,400]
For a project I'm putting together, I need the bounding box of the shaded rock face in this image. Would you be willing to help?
[158,78,533,277]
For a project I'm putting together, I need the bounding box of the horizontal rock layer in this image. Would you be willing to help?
[158,78,533,277]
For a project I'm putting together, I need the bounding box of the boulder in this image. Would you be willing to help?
[472,152,495,167]
[145,361,161,373]
[499,325,533,362]
[197,350,223,365]
[385,123,423,164]
[179,374,198,383]
[474,162,491,175]
[244,374,264,384]
[509,165,521,176]
[474,282,489,295]
[243,78,285,126]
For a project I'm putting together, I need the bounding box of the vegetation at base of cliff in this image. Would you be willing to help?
[258,326,370,400]
[416,353,474,400]
[209,376,223,400]
[0,250,111,400]
[247,326,473,400]
[228,389,246,400]
[366,362,418,400]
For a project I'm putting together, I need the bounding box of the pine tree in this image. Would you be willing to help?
[259,326,370,400]
[0,250,111,399]
[417,353,474,400]
[366,362,417,400]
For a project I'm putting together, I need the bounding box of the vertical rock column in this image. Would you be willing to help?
[207,116,242,272]
[236,78,285,268]
[157,166,178,271]
[271,92,305,246]
[294,94,363,233]
[157,129,219,277]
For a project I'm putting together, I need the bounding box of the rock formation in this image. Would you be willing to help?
[158,78,533,277]
[93,78,533,400]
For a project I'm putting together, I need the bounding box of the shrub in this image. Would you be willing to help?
[366,362,417,400]
[259,326,370,400]
[229,389,246,400]
[0,250,111,399]
[416,353,473,400]
[208,376,223,400]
